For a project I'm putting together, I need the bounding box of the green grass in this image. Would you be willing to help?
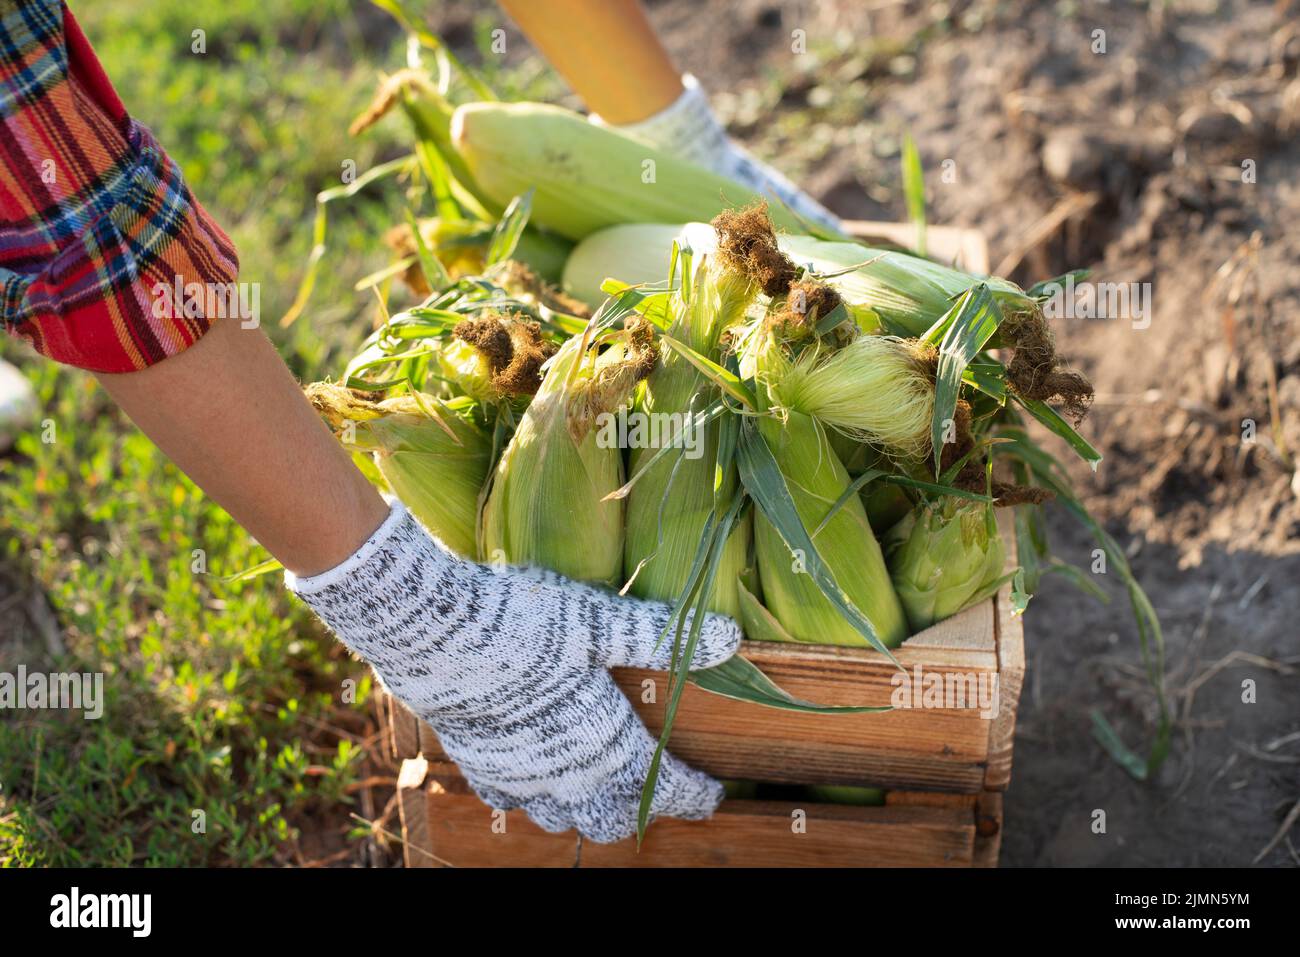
[0,0,555,867]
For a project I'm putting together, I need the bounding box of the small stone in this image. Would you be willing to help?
[1041,129,1106,189]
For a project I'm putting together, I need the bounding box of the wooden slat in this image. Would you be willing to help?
[972,790,1004,868]
[984,513,1025,791]
[388,693,421,761]
[844,220,990,275]
[584,802,973,868]
[419,764,974,868]
[396,757,434,869]
[389,537,1008,793]
[423,765,579,867]
[609,593,999,790]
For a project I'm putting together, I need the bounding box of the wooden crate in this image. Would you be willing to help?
[388,517,1021,868]
[386,222,1022,867]
[391,558,1022,792]
[395,758,1004,868]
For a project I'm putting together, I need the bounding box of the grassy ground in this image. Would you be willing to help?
[0,0,558,867]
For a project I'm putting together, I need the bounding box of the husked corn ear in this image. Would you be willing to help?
[451,102,807,241]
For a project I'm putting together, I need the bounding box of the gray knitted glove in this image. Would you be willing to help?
[593,73,844,232]
[286,500,742,843]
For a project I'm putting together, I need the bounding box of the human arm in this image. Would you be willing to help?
[2,0,739,842]
[497,0,843,229]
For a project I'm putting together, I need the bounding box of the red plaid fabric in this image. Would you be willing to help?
[0,0,237,372]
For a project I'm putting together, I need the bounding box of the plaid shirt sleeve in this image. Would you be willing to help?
[0,0,238,373]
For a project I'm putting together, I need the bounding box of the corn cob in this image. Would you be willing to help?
[884,499,1007,632]
[306,384,489,558]
[481,323,656,585]
[623,238,759,617]
[451,102,809,241]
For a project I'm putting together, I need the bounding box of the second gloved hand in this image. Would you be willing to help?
[593,73,844,233]
[287,500,742,843]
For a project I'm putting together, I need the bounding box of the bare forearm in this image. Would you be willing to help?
[95,319,387,576]
[498,0,682,123]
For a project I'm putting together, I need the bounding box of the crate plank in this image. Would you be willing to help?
[396,757,435,869]
[420,764,579,868]
[984,513,1025,791]
[972,790,1004,868]
[390,581,1005,791]
[389,693,421,761]
[843,220,990,274]
[417,765,974,868]
[583,802,974,868]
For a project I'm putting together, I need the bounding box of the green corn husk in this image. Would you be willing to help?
[779,234,1035,338]
[623,242,758,617]
[389,217,571,289]
[884,499,1007,632]
[563,223,1036,335]
[863,481,914,535]
[306,384,490,558]
[823,433,917,534]
[482,327,653,585]
[752,411,908,648]
[765,334,937,464]
[452,103,809,241]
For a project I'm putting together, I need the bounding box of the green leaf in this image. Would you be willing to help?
[735,418,901,667]
[280,155,415,327]
[691,654,892,715]
[997,427,1169,780]
[1090,710,1163,781]
[930,284,1002,474]
[901,132,927,258]
[659,334,757,409]
[813,301,852,337]
[221,557,283,584]
[1013,504,1044,596]
[1010,567,1032,616]
[602,401,728,502]
[405,208,451,290]
[598,280,673,330]
[1027,269,1091,300]
[485,190,533,267]
[809,467,988,539]
[414,138,461,223]
[638,490,746,842]
[372,0,498,101]
[1042,559,1110,603]
[1011,393,1103,469]
[962,357,1008,402]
